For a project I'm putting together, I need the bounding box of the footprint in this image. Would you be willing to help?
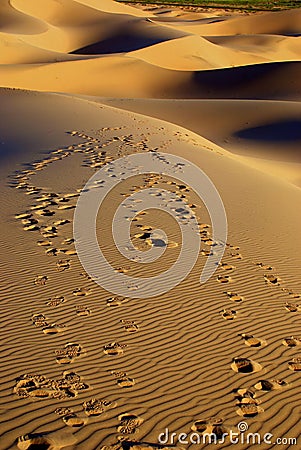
[224,292,244,303]
[41,230,57,238]
[73,287,91,296]
[256,262,274,270]
[42,323,66,335]
[55,343,83,364]
[254,379,288,391]
[238,334,265,347]
[282,336,301,347]
[35,209,55,217]
[217,275,233,283]
[231,253,243,260]
[61,249,77,256]
[111,371,135,388]
[57,204,75,210]
[62,237,75,245]
[75,306,91,317]
[31,313,48,327]
[17,432,74,450]
[106,296,124,307]
[114,267,130,274]
[117,413,144,434]
[46,296,65,307]
[232,388,262,416]
[191,417,227,439]
[57,259,71,272]
[14,371,89,400]
[231,357,262,374]
[22,218,38,226]
[55,407,87,427]
[83,398,115,417]
[103,342,126,356]
[264,274,280,285]
[167,241,179,248]
[37,240,52,247]
[232,387,256,401]
[15,213,32,220]
[45,248,59,256]
[236,400,264,417]
[120,320,139,333]
[220,309,237,320]
[282,289,300,299]
[284,302,300,312]
[54,219,70,227]
[219,262,235,271]
[201,249,213,257]
[24,224,39,231]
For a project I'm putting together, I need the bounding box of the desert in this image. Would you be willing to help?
[0,1,300,449]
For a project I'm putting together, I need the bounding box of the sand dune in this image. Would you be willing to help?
[154,7,301,36]
[0,1,300,449]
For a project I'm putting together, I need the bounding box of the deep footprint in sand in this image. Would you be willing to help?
[31,313,48,327]
[61,249,77,256]
[238,333,266,347]
[111,371,135,388]
[34,275,48,286]
[117,413,144,434]
[288,358,301,371]
[231,252,243,260]
[282,336,301,347]
[17,431,76,450]
[282,289,301,299]
[15,213,32,220]
[73,287,91,296]
[14,371,89,400]
[284,302,300,312]
[83,398,115,416]
[219,262,235,271]
[221,309,237,320]
[120,320,139,333]
[232,388,263,417]
[103,342,126,356]
[75,306,92,317]
[254,379,288,391]
[106,296,125,307]
[236,400,264,417]
[45,247,59,256]
[224,291,244,303]
[37,239,52,247]
[217,275,233,283]
[256,262,274,270]
[231,357,262,374]
[57,259,71,272]
[42,323,66,335]
[264,274,280,285]
[46,296,65,307]
[55,407,87,427]
[191,417,227,438]
[55,343,83,364]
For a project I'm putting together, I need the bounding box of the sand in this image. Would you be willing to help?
[0,1,300,450]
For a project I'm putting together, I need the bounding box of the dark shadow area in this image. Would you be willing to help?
[191,61,301,100]
[71,33,174,54]
[234,120,301,143]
